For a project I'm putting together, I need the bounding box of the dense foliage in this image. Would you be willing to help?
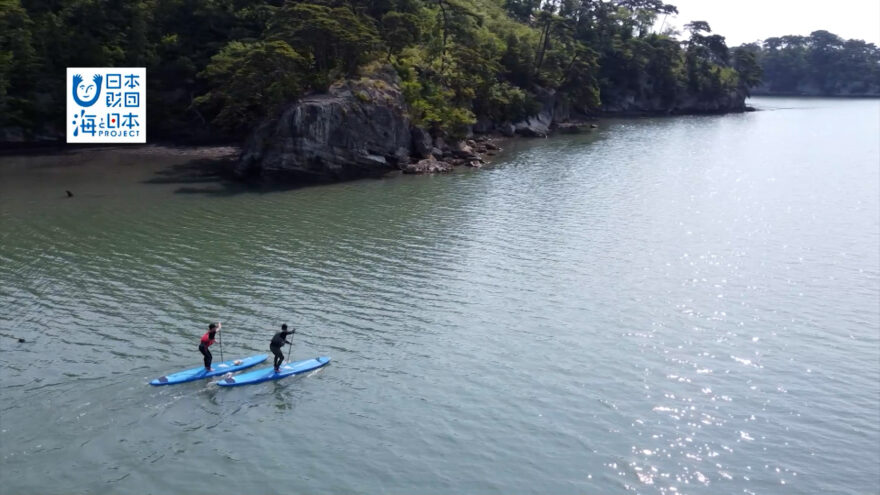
[1,0,754,141]
[737,31,880,95]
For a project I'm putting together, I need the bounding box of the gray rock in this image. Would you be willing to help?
[447,158,467,166]
[507,87,572,138]
[237,65,413,182]
[499,123,516,137]
[453,141,478,159]
[403,157,454,174]
[411,126,433,159]
[513,110,552,137]
[556,122,594,134]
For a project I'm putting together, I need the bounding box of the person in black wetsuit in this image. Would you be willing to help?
[199,322,220,372]
[270,324,294,372]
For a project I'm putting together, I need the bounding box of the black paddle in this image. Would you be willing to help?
[287,328,295,366]
[218,321,224,363]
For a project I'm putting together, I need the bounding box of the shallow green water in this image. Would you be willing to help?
[1,97,878,494]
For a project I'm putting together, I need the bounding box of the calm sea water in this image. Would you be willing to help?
[1,97,878,495]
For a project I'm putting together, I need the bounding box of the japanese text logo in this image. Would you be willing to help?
[66,67,146,143]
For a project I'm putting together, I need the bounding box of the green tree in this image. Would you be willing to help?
[745,30,878,95]
[194,40,310,135]
[269,2,381,80]
[1,0,769,141]
[381,11,422,60]
[732,46,762,94]
[558,42,601,110]
[0,0,38,128]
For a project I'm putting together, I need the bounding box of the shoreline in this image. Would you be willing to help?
[0,141,241,158]
[0,104,757,177]
[0,103,748,157]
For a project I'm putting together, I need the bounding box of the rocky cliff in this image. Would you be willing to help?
[235,65,413,182]
[236,67,747,182]
[236,65,500,182]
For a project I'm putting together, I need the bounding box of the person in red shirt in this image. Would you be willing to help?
[199,322,220,371]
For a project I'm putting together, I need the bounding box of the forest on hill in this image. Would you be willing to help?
[738,30,880,96]
[1,0,761,142]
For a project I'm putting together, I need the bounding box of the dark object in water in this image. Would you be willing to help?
[66,190,74,197]
[18,338,25,343]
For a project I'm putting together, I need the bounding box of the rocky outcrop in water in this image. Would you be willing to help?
[236,66,506,181]
[236,66,413,182]
[504,88,572,137]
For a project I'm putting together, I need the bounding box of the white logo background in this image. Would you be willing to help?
[66,67,146,143]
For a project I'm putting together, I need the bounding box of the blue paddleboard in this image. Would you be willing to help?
[217,356,331,387]
[150,354,269,386]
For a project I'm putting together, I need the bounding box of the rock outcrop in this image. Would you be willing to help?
[236,65,412,182]
[235,64,746,185]
[236,65,504,182]
[403,157,454,174]
[410,126,433,159]
[510,88,572,137]
[513,112,552,137]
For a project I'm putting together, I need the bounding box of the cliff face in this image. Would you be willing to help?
[236,68,748,183]
[235,66,412,182]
